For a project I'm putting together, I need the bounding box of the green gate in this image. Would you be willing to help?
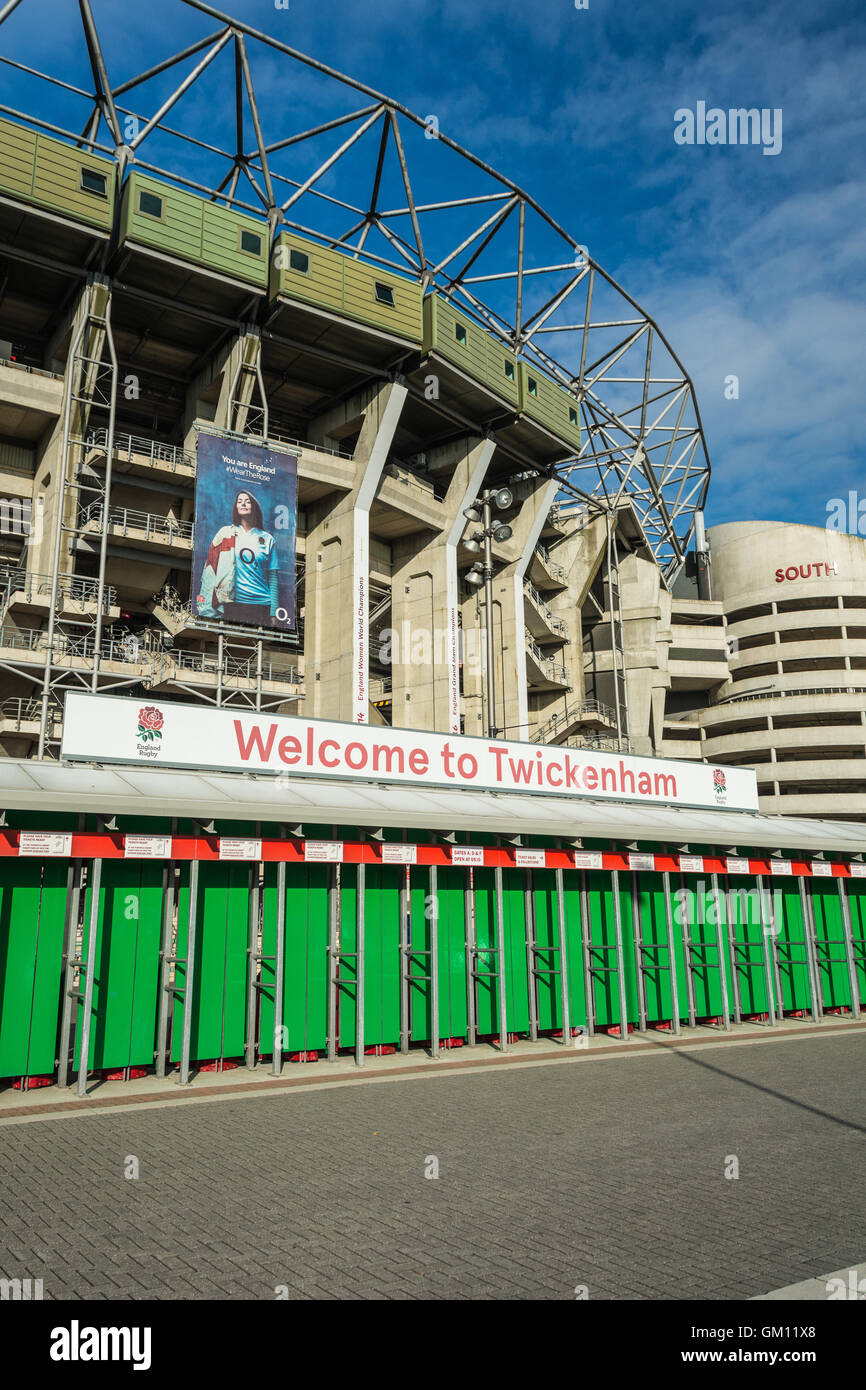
[0,858,68,1079]
[171,861,250,1065]
[338,865,401,1050]
[259,862,329,1057]
[726,878,773,1015]
[75,860,163,1072]
[809,879,855,1010]
[583,870,637,1028]
[473,867,530,1035]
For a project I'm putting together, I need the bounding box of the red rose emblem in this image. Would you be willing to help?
[137,706,164,742]
[713,768,726,789]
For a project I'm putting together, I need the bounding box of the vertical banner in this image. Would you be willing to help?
[192,431,299,634]
[353,509,369,723]
[445,549,461,734]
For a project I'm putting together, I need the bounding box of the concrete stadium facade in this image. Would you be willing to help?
[0,6,859,824]
[699,522,866,821]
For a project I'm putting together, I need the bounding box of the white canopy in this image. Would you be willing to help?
[0,759,864,854]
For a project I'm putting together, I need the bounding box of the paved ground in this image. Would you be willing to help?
[1,1032,863,1300]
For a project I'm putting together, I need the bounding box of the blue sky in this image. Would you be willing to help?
[2,0,864,531]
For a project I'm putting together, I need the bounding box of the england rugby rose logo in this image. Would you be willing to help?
[713,768,726,796]
[137,705,164,743]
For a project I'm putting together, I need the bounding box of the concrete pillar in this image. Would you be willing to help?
[389,437,494,733]
[182,327,263,446]
[303,380,407,721]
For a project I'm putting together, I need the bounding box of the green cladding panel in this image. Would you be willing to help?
[337,865,401,1048]
[529,869,589,1033]
[845,882,866,1004]
[583,871,639,1027]
[271,231,423,342]
[472,868,530,1035]
[362,868,402,1047]
[809,880,855,1010]
[519,362,583,454]
[772,884,814,1012]
[75,861,163,1072]
[172,862,251,1064]
[0,859,68,1078]
[726,881,773,1015]
[406,866,470,1044]
[120,172,268,288]
[436,868,470,1041]
[632,873,687,1023]
[422,296,520,406]
[0,116,115,231]
[674,877,729,1019]
[259,863,329,1055]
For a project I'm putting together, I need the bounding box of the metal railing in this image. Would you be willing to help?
[87,428,196,473]
[0,567,117,613]
[0,696,60,729]
[0,357,61,381]
[534,542,567,585]
[0,626,146,663]
[560,732,633,754]
[526,634,568,686]
[714,685,866,708]
[78,501,193,544]
[524,579,568,638]
[531,698,617,743]
[172,647,299,684]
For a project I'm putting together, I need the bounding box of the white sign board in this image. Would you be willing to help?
[219,838,262,861]
[725,857,750,875]
[382,843,418,864]
[19,832,72,857]
[305,841,343,862]
[60,694,759,813]
[628,853,654,871]
[451,846,483,865]
[124,835,172,859]
[515,849,546,868]
[573,851,603,870]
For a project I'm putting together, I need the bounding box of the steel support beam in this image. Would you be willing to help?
[271,859,286,1076]
[75,856,102,1097]
[609,869,630,1040]
[836,878,862,1020]
[178,859,199,1085]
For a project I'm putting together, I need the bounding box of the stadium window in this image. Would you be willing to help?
[455,322,467,346]
[375,282,395,306]
[289,247,310,274]
[80,168,107,198]
[569,407,579,426]
[239,229,263,257]
[138,189,164,220]
[528,376,538,398]
[504,360,515,380]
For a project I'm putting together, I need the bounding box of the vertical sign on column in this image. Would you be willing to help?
[445,563,460,735]
[353,509,369,724]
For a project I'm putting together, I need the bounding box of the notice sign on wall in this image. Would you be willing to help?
[60,693,759,813]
